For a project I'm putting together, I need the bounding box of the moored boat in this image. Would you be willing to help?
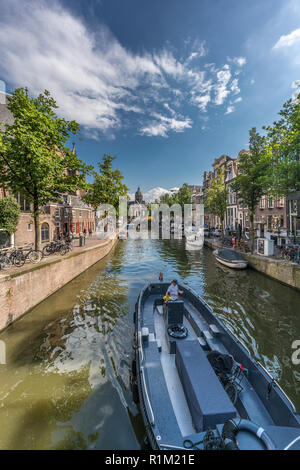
[133,281,300,450]
[213,248,248,269]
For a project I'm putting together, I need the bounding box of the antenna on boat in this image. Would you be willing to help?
[158,272,163,281]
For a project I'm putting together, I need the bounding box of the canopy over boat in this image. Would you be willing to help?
[133,282,300,450]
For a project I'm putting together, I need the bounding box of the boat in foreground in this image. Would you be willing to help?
[213,248,248,269]
[133,281,300,450]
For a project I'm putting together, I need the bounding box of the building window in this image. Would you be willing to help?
[55,208,60,218]
[72,210,76,218]
[291,200,297,214]
[15,193,30,212]
[267,215,272,231]
[27,224,32,231]
[280,215,284,227]
[259,198,265,209]
[64,208,69,217]
[79,210,82,217]
[268,198,273,208]
[41,223,50,242]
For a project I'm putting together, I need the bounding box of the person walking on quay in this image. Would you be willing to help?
[232,235,236,249]
[83,227,87,239]
[89,227,92,237]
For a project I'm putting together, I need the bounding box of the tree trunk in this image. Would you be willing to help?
[33,198,40,251]
[249,212,255,254]
[221,216,224,241]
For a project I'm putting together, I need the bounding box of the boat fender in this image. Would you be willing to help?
[222,419,276,450]
[167,324,188,339]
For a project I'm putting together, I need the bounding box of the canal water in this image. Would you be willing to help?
[0,239,299,449]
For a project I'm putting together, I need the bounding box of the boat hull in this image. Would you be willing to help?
[133,282,300,450]
[213,250,248,269]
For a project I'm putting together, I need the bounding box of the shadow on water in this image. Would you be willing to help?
[0,238,299,449]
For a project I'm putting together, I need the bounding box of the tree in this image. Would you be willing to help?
[82,154,128,214]
[159,184,192,208]
[174,183,192,208]
[205,168,227,238]
[263,92,300,196]
[0,88,91,249]
[231,128,270,253]
[0,196,20,235]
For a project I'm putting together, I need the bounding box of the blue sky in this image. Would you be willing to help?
[0,0,299,192]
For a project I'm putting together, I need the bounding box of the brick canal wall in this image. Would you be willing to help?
[0,236,118,332]
[205,239,300,291]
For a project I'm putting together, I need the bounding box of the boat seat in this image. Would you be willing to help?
[175,340,237,432]
[197,336,208,350]
[209,324,220,336]
[165,301,184,325]
[156,305,164,315]
[202,330,227,354]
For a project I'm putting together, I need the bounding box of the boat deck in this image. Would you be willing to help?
[140,293,274,443]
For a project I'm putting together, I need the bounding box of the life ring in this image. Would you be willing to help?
[222,419,276,450]
[167,324,188,339]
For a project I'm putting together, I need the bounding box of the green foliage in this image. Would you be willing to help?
[0,88,92,248]
[0,196,20,234]
[205,168,227,234]
[82,154,128,212]
[263,93,300,196]
[159,183,192,208]
[231,128,270,251]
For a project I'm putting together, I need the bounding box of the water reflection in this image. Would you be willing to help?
[0,238,299,449]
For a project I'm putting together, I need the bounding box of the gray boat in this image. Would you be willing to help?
[213,248,248,269]
[133,281,300,450]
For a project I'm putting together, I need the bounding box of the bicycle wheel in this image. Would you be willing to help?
[28,250,43,263]
[225,381,238,405]
[59,245,68,256]
[13,253,25,267]
[42,245,52,257]
[0,256,12,270]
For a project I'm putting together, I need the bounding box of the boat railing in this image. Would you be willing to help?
[258,362,296,413]
[138,330,155,426]
[160,443,189,450]
[226,325,251,355]
[141,366,155,426]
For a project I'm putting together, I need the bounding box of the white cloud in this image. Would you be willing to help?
[250,79,255,85]
[140,113,192,137]
[225,106,235,115]
[0,0,246,138]
[273,28,300,49]
[234,96,242,103]
[227,56,247,67]
[230,78,240,95]
[214,66,231,105]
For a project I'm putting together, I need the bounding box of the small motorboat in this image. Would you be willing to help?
[132,282,300,450]
[213,248,248,269]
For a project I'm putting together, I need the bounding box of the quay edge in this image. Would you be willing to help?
[0,235,119,333]
[205,239,300,291]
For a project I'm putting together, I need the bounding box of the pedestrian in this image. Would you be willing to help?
[83,227,87,238]
[89,227,92,237]
[232,235,236,248]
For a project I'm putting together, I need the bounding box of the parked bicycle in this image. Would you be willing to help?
[8,244,43,267]
[280,245,300,262]
[42,239,73,257]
